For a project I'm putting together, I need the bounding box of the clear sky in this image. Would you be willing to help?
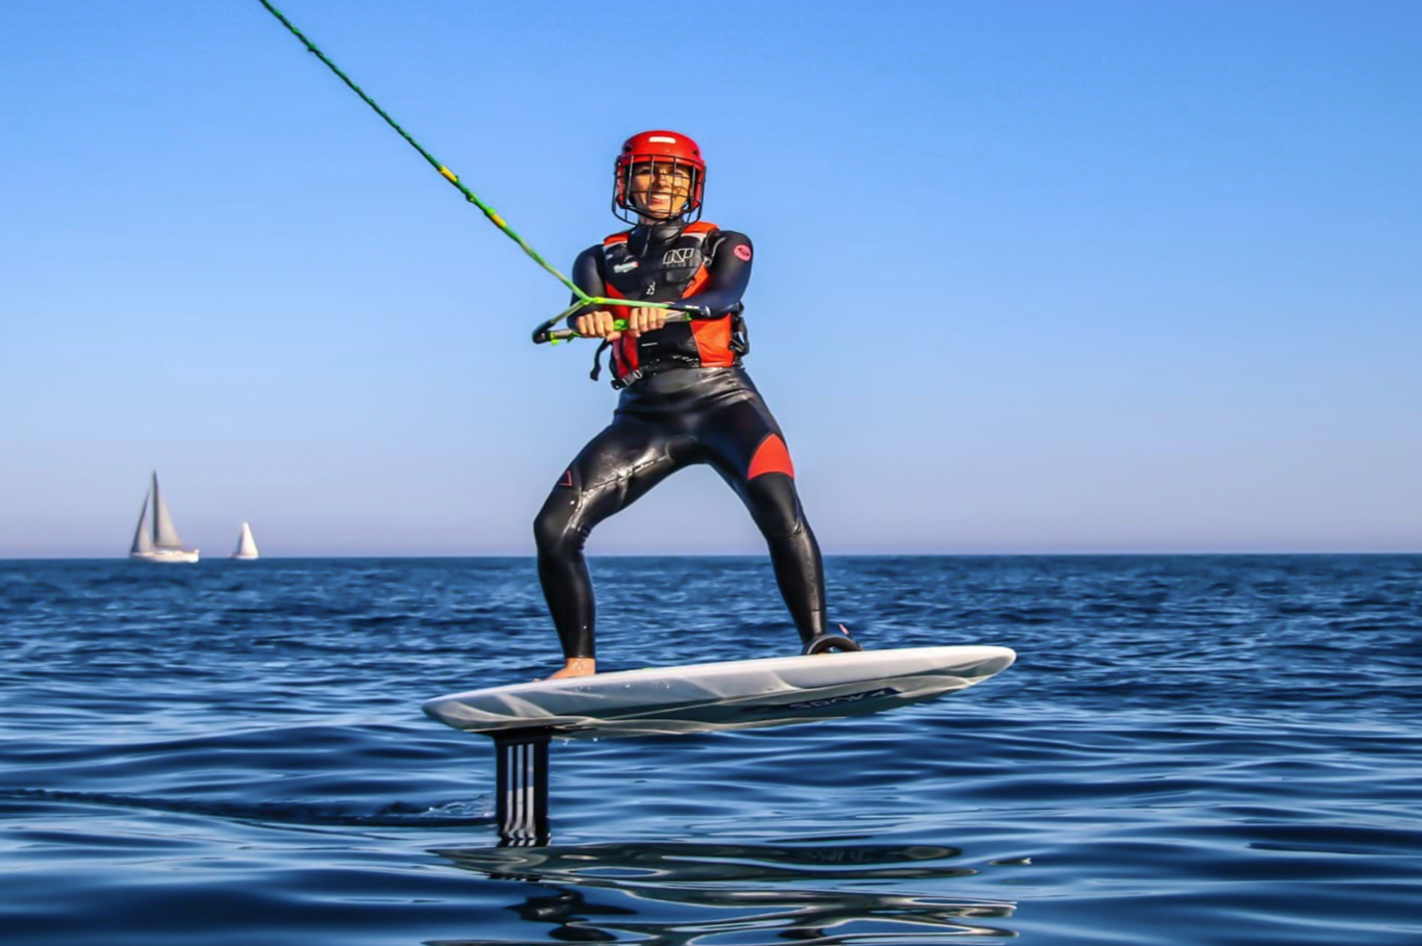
[3,0,1419,557]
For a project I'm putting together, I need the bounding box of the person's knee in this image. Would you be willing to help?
[745,476,805,539]
[533,496,582,557]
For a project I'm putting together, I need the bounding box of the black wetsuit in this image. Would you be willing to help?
[533,222,828,659]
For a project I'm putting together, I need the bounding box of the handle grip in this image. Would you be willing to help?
[532,302,712,345]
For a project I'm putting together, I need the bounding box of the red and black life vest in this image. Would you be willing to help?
[596,221,746,387]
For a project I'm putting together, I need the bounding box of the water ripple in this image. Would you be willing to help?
[1,555,1420,945]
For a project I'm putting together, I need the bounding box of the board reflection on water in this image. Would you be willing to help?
[431,839,1018,944]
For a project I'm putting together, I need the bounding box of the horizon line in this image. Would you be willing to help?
[3,550,1419,562]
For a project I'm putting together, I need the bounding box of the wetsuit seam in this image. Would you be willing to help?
[582,454,664,494]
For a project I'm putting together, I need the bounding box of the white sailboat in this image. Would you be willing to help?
[129,472,200,563]
[231,522,260,560]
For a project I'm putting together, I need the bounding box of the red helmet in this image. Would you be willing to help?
[613,130,706,224]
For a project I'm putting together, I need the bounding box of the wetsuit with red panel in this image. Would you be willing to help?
[533,219,828,659]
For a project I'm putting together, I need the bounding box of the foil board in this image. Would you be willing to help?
[423,645,1015,740]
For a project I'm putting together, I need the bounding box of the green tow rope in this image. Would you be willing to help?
[254,0,699,343]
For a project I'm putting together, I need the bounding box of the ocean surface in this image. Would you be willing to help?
[1,555,1419,945]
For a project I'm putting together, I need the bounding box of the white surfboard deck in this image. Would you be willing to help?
[423,645,1015,740]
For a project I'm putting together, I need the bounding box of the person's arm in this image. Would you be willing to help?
[687,230,753,316]
[566,245,631,339]
[565,246,606,327]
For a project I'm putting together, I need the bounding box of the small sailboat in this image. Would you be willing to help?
[129,472,200,563]
[231,522,260,560]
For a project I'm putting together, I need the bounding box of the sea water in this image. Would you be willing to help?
[1,555,1419,945]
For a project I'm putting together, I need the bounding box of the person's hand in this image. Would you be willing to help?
[624,306,667,338]
[574,310,622,341]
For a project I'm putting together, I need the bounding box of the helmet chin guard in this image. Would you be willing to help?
[613,130,706,225]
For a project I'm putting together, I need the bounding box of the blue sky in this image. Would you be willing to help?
[3,0,1419,557]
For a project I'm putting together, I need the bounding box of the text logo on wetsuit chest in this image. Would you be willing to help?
[662,248,698,267]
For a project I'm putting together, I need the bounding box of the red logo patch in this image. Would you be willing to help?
[733,244,753,262]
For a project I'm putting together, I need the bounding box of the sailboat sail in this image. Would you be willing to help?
[232,522,259,559]
[129,472,198,562]
[151,473,184,549]
[130,494,154,555]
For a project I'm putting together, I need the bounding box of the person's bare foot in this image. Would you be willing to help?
[544,657,596,680]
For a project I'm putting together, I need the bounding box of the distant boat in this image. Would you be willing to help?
[231,522,260,560]
[129,472,200,563]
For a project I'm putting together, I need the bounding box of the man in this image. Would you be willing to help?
[534,130,855,679]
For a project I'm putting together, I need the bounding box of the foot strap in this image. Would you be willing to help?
[802,632,863,655]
